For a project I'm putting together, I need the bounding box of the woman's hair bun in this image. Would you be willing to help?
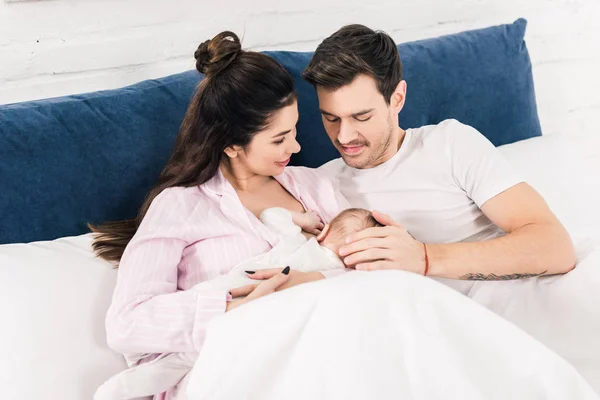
[194,31,242,77]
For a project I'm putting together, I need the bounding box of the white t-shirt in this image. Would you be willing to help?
[319,119,524,244]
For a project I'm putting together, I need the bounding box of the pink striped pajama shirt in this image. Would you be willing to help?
[104,166,350,399]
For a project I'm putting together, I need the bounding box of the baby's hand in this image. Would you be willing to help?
[291,210,324,236]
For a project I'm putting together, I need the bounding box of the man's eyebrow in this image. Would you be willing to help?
[351,108,374,117]
[319,109,337,117]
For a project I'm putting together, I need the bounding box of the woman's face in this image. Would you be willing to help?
[237,101,301,177]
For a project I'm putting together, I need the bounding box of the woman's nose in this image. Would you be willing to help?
[288,138,301,154]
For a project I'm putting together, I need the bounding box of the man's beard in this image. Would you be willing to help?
[343,116,394,169]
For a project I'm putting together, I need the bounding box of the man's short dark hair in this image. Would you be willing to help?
[302,24,403,104]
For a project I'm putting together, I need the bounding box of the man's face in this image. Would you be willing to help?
[316,75,404,169]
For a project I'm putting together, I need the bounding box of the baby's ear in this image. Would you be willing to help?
[316,224,330,242]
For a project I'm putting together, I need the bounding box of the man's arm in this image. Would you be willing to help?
[338,183,576,280]
[427,182,576,280]
[339,122,576,280]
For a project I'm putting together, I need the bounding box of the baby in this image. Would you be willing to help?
[95,207,380,400]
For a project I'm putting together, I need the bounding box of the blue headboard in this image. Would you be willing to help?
[0,19,540,244]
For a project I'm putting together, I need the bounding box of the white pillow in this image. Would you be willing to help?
[0,234,126,400]
[480,133,600,393]
[498,132,600,247]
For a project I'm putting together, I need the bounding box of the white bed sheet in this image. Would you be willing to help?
[466,244,600,393]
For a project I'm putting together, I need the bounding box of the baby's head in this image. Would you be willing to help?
[319,208,383,256]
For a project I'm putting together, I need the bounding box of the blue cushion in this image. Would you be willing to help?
[268,18,540,168]
[0,18,540,244]
[0,71,201,244]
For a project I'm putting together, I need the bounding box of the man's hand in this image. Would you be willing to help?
[338,210,426,274]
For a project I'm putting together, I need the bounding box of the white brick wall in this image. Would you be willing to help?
[0,0,598,136]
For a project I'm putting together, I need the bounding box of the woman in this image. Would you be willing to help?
[91,31,349,399]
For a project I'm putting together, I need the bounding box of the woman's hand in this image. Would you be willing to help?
[245,268,325,292]
[226,266,297,312]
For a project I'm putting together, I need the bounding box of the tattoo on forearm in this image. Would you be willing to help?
[458,270,548,281]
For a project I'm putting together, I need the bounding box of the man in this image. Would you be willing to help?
[302,24,575,281]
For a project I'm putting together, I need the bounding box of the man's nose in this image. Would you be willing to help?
[338,120,356,144]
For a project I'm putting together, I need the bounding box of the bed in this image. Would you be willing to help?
[0,18,598,399]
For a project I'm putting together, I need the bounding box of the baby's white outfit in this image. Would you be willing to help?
[94,207,343,399]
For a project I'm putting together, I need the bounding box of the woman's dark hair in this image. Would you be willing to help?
[302,24,402,104]
[89,31,297,263]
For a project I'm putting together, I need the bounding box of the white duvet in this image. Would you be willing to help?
[186,261,599,400]
[186,132,600,400]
